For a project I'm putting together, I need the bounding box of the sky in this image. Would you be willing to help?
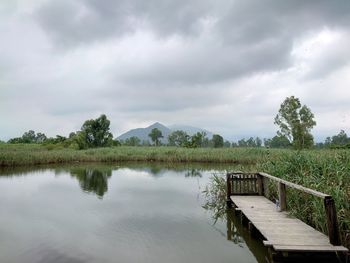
[1,0,350,142]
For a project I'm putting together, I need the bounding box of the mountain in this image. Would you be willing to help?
[117,122,215,143]
[168,124,214,138]
[117,122,171,143]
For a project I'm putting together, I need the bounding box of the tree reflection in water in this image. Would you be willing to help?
[70,168,112,198]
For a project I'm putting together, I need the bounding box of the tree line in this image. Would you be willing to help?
[2,96,349,150]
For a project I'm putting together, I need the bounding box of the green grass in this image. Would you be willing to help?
[0,144,277,167]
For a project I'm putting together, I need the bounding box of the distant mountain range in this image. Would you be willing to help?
[117,122,214,143]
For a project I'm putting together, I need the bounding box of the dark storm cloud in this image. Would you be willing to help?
[34,0,350,84]
[35,0,214,47]
[35,0,350,46]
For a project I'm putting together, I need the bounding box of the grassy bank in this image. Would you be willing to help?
[0,144,277,167]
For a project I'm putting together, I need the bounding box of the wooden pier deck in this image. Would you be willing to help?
[226,172,348,257]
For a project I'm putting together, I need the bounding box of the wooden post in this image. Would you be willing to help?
[324,196,341,245]
[263,177,269,198]
[257,174,264,196]
[226,173,232,208]
[227,213,232,241]
[278,182,287,211]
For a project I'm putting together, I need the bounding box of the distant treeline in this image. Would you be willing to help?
[2,114,349,150]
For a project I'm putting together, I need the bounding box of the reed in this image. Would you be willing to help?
[0,144,274,167]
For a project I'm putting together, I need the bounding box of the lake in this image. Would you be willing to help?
[0,163,268,263]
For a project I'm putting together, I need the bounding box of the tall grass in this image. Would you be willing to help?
[0,144,274,167]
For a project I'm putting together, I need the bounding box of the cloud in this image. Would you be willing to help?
[1,0,350,141]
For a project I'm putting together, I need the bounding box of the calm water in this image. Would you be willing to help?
[0,163,268,263]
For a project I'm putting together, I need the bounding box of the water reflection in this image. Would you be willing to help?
[226,210,269,263]
[185,168,202,178]
[70,168,112,198]
[0,163,206,199]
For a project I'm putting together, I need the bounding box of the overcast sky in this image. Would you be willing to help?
[1,0,350,142]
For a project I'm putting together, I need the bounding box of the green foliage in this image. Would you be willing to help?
[329,130,350,149]
[148,128,163,146]
[8,130,47,144]
[124,136,141,146]
[223,140,231,148]
[212,134,224,148]
[264,135,291,148]
[191,132,207,147]
[168,130,189,146]
[274,96,316,149]
[80,114,113,148]
[235,137,263,147]
[202,174,227,223]
[70,168,112,198]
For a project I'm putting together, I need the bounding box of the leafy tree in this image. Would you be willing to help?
[255,137,262,147]
[202,137,211,147]
[22,130,36,143]
[35,133,47,143]
[212,134,224,148]
[124,136,141,146]
[246,137,255,147]
[148,128,163,146]
[331,130,349,146]
[191,132,206,147]
[8,130,47,144]
[141,140,151,146]
[238,138,247,147]
[264,135,291,148]
[224,140,231,148]
[168,130,189,146]
[80,114,113,148]
[274,96,316,149]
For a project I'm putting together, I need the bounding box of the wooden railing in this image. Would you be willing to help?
[226,172,341,246]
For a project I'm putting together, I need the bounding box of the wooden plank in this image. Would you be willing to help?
[272,245,349,252]
[229,195,348,253]
[258,172,330,199]
[264,239,331,246]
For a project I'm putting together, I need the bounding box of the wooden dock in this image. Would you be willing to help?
[226,172,348,259]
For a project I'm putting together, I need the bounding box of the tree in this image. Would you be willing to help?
[8,130,47,144]
[80,114,113,148]
[124,136,141,146]
[255,137,262,147]
[224,140,231,148]
[246,137,255,147]
[191,132,206,147]
[238,138,247,147]
[22,130,36,143]
[212,134,224,148]
[274,96,316,149]
[264,135,291,148]
[35,132,47,143]
[168,130,189,146]
[331,130,349,146]
[148,128,163,146]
